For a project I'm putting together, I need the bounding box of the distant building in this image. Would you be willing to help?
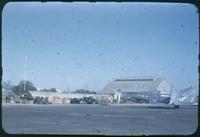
[102,76,172,104]
[29,91,106,104]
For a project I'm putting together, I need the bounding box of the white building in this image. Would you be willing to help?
[29,91,108,104]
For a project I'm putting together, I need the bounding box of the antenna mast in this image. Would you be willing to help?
[24,56,27,91]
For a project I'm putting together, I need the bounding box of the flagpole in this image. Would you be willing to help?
[24,56,27,91]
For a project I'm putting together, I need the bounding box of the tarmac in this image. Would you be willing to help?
[2,104,198,135]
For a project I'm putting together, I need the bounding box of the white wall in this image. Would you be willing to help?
[29,91,109,104]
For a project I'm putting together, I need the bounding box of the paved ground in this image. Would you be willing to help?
[2,104,198,135]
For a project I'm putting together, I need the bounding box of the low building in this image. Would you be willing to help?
[29,91,108,104]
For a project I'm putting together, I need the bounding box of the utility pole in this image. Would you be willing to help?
[24,56,27,91]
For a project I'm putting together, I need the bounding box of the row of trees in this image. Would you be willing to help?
[3,80,37,95]
[2,81,58,95]
[3,81,97,94]
[41,88,57,92]
[71,89,96,94]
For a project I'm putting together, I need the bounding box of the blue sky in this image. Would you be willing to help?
[2,2,199,91]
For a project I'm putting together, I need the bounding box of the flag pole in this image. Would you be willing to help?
[24,56,27,91]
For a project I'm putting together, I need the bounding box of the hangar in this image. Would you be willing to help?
[102,76,172,104]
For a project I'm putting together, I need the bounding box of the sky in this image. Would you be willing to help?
[2,2,199,92]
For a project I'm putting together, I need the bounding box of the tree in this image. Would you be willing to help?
[12,80,37,95]
[72,89,96,94]
[18,80,37,91]
[50,88,57,92]
[41,88,57,92]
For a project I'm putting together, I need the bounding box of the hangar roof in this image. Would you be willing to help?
[102,76,165,94]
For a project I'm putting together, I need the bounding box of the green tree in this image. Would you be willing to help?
[12,80,37,95]
[41,88,57,92]
[72,89,96,94]
[50,88,57,92]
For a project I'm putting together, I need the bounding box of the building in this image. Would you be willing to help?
[29,91,110,104]
[102,76,172,104]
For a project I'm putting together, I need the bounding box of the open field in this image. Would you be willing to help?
[2,104,198,135]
